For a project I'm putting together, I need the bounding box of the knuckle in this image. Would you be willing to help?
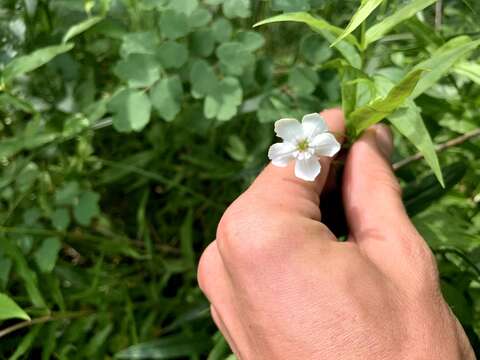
[217,201,304,268]
[216,201,248,253]
[197,242,217,294]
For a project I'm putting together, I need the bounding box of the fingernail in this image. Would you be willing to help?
[374,124,393,160]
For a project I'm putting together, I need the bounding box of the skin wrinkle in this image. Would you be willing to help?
[210,305,240,356]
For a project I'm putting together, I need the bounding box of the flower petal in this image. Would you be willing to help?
[311,133,341,157]
[268,142,296,167]
[274,118,302,141]
[301,113,328,138]
[295,157,321,182]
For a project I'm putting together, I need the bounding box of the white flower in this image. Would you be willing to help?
[268,113,341,182]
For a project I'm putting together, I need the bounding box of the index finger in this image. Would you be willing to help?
[247,108,345,221]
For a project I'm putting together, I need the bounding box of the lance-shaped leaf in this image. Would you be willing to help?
[388,105,444,186]
[62,16,103,43]
[411,37,480,98]
[349,69,424,135]
[332,0,384,47]
[115,333,212,359]
[254,12,360,47]
[3,43,74,82]
[254,12,361,68]
[365,0,437,47]
[454,61,480,85]
[0,293,31,321]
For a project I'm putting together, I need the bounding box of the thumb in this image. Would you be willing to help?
[343,124,423,260]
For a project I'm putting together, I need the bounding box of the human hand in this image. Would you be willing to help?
[198,109,475,359]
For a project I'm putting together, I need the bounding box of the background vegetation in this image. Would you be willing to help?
[0,0,479,358]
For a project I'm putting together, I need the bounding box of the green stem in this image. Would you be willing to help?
[0,311,92,339]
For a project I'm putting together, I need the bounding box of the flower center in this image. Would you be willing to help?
[296,138,310,152]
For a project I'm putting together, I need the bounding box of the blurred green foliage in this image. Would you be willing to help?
[0,0,479,358]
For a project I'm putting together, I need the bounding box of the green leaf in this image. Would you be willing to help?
[439,113,477,134]
[216,42,254,75]
[42,323,58,360]
[120,32,159,57]
[85,324,113,357]
[190,59,218,98]
[150,76,184,121]
[207,333,230,360]
[191,29,216,57]
[62,16,103,43]
[114,54,161,88]
[237,31,265,51]
[300,34,333,64]
[349,69,424,134]
[0,293,30,321]
[332,0,384,47]
[226,135,247,161]
[55,181,80,206]
[441,281,473,325]
[453,61,480,85]
[388,105,444,186]
[254,12,361,68]
[51,208,71,231]
[189,8,212,27]
[34,237,62,274]
[288,65,319,95]
[73,191,100,226]
[9,324,42,360]
[272,0,311,12]
[168,0,198,15]
[180,209,195,267]
[157,41,188,69]
[254,12,359,47]
[4,241,46,308]
[159,10,190,39]
[212,18,233,42]
[257,90,298,123]
[3,43,74,82]
[404,162,467,216]
[223,0,250,19]
[365,0,437,47]
[405,18,442,47]
[108,88,152,132]
[115,333,212,359]
[0,256,12,289]
[204,77,242,121]
[411,38,480,98]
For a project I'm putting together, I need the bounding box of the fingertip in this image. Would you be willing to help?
[320,108,346,140]
[373,124,393,160]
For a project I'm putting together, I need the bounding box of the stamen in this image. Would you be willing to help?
[297,139,309,152]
